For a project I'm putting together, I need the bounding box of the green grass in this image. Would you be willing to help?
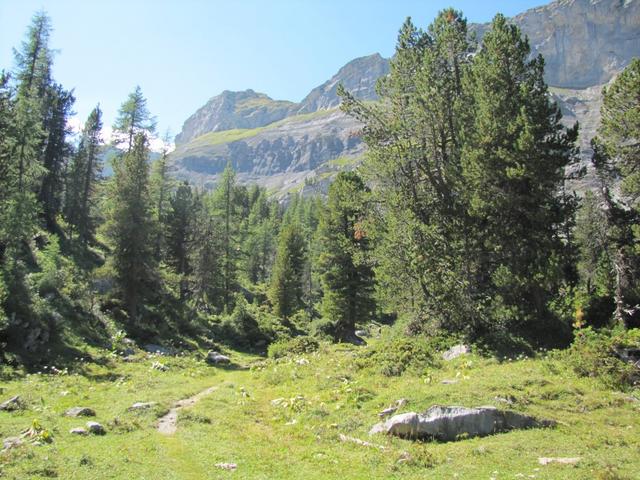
[1,339,638,479]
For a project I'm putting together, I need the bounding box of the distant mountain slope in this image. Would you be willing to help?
[296,53,389,113]
[174,90,296,145]
[169,0,640,197]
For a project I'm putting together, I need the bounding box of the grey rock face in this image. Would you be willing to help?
[65,407,96,417]
[70,427,88,435]
[370,405,554,441]
[297,53,389,113]
[0,395,23,412]
[171,109,364,178]
[175,90,296,145]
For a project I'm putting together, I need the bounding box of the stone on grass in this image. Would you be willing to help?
[539,457,581,465]
[151,361,169,371]
[215,463,237,471]
[86,421,105,435]
[378,398,408,418]
[144,344,174,356]
[442,344,470,361]
[370,405,555,441]
[2,436,24,450]
[129,402,157,411]
[206,351,231,365]
[65,407,96,417]
[441,379,459,385]
[0,395,23,412]
[70,427,87,435]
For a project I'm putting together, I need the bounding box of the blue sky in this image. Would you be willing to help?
[0,0,546,138]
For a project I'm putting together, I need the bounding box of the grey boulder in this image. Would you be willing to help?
[206,351,231,365]
[442,344,470,361]
[65,407,96,417]
[370,405,554,441]
[0,395,23,412]
[86,421,106,435]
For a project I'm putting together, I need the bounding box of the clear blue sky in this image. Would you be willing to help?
[0,0,546,138]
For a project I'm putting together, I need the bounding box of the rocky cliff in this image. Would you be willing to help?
[174,90,296,145]
[169,0,640,197]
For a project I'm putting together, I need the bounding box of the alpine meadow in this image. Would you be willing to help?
[0,1,639,479]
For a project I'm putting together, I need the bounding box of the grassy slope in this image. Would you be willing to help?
[1,341,638,479]
[173,109,338,157]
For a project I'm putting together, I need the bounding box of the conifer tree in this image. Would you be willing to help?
[65,105,103,243]
[318,172,375,341]
[112,85,156,152]
[461,14,577,335]
[104,133,157,322]
[269,222,307,321]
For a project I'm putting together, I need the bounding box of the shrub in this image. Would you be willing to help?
[355,336,439,376]
[267,335,320,359]
[566,327,640,389]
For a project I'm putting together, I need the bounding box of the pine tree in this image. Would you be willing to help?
[461,14,578,336]
[65,105,103,243]
[112,86,156,152]
[318,172,375,341]
[164,182,194,299]
[104,133,157,322]
[339,10,474,331]
[150,138,174,258]
[269,222,307,321]
[588,59,640,327]
[212,164,240,311]
[39,83,75,228]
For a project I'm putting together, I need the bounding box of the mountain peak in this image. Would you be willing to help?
[296,53,390,114]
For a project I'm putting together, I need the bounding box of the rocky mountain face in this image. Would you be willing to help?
[169,0,640,197]
[174,90,296,145]
[296,53,389,113]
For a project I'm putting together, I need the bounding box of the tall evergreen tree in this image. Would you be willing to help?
[269,222,307,321]
[318,172,376,341]
[104,133,157,322]
[65,105,103,243]
[112,85,156,152]
[461,14,578,336]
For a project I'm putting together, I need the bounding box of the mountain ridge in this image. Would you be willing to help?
[169,0,640,197]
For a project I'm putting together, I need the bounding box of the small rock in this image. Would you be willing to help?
[151,361,169,371]
[494,395,516,405]
[0,395,23,412]
[128,402,157,411]
[86,421,105,435]
[442,344,470,361]
[295,358,309,365]
[441,379,459,385]
[538,457,580,465]
[70,427,87,435]
[355,329,369,338]
[215,463,237,471]
[378,406,398,417]
[2,436,24,450]
[65,407,96,417]
[144,344,174,356]
[206,351,231,365]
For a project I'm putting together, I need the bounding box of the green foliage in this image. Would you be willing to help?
[318,172,376,341]
[267,335,320,359]
[355,336,439,377]
[269,222,307,320]
[566,327,640,389]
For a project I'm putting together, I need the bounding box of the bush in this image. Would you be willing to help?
[267,335,320,359]
[309,317,337,341]
[355,336,439,376]
[566,327,640,389]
